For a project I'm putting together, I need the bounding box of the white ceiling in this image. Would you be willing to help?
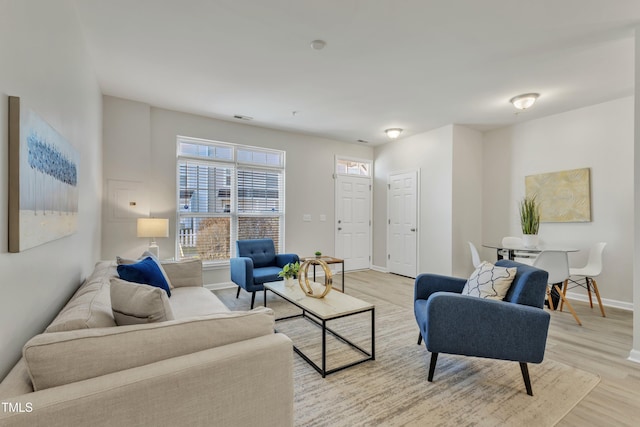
[73,0,639,145]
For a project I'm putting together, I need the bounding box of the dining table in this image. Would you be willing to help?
[482,242,579,261]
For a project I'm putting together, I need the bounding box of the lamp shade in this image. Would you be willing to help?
[137,218,169,238]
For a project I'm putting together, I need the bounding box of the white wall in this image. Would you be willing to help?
[631,28,640,362]
[0,0,103,379]
[373,125,454,275]
[483,97,634,306]
[101,96,373,285]
[452,126,483,277]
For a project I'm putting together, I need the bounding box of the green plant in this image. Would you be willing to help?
[278,261,300,279]
[314,251,322,257]
[519,196,541,235]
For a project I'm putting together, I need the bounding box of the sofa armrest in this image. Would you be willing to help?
[230,257,254,287]
[23,308,275,391]
[0,334,294,427]
[414,273,466,301]
[420,292,550,363]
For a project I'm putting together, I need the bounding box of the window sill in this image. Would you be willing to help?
[202,261,230,271]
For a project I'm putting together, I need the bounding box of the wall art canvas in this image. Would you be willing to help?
[8,96,79,252]
[525,167,591,223]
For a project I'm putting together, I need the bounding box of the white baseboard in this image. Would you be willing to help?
[627,349,640,364]
[564,290,633,311]
[205,282,235,291]
[371,265,388,273]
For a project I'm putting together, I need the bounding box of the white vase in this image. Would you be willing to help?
[285,277,295,288]
[522,234,539,249]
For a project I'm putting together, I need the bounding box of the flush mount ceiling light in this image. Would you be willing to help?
[385,128,403,139]
[509,93,540,110]
[310,39,326,50]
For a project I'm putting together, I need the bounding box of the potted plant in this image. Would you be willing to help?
[278,261,300,287]
[519,195,541,248]
[314,251,322,258]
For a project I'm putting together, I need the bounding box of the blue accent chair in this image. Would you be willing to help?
[414,260,550,396]
[230,239,299,309]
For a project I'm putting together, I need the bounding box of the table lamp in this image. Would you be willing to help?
[137,218,169,258]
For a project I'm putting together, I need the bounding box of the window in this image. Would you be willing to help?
[177,137,285,263]
[336,158,371,176]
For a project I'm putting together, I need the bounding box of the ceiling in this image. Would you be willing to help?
[73,0,639,145]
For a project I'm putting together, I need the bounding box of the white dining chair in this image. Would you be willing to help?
[565,242,607,317]
[468,241,482,268]
[533,250,582,326]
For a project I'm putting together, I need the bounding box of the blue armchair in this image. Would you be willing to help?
[230,239,299,309]
[414,260,550,396]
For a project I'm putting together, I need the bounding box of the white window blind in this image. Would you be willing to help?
[177,137,285,262]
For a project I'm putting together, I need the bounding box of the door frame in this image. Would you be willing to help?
[386,169,420,276]
[334,156,373,271]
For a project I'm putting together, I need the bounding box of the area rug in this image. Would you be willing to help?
[214,286,600,427]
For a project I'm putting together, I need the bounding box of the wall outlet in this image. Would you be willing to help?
[303,214,312,222]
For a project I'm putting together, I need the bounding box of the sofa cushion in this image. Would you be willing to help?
[461,261,517,301]
[110,278,175,325]
[169,287,230,318]
[117,251,174,289]
[117,257,172,297]
[160,258,203,288]
[45,261,117,333]
[23,308,275,391]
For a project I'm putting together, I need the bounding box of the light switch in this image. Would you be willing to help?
[319,214,326,222]
[303,214,312,222]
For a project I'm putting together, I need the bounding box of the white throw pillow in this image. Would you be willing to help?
[461,261,517,301]
[110,278,175,325]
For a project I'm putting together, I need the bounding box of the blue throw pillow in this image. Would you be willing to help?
[117,257,171,297]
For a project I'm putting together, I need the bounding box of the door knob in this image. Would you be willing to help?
[338,227,342,231]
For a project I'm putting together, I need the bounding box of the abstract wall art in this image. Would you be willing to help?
[8,96,80,252]
[525,167,591,223]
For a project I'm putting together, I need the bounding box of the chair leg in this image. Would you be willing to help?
[590,278,606,317]
[417,333,423,345]
[560,280,568,312]
[546,288,555,311]
[428,352,438,382]
[236,287,241,299]
[585,277,594,308]
[250,292,256,309]
[520,362,533,396]
[555,283,582,326]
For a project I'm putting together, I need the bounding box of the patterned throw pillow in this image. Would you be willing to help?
[462,261,517,300]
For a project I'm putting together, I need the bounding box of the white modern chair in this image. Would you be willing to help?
[533,250,582,326]
[501,236,536,265]
[468,242,482,268]
[565,242,607,317]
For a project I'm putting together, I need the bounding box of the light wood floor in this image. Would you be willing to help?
[343,269,640,426]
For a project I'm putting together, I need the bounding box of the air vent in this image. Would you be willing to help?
[233,114,253,121]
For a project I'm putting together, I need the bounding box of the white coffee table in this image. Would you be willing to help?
[264,281,375,377]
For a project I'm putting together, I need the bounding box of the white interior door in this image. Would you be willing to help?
[388,170,418,277]
[336,175,371,271]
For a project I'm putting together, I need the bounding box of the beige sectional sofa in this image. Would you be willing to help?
[0,260,294,427]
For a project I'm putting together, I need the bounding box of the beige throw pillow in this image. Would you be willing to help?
[461,261,517,301]
[110,278,175,325]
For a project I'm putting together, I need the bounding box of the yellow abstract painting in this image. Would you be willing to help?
[525,168,591,222]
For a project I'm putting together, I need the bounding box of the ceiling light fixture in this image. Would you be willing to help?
[310,39,326,50]
[385,128,403,139]
[509,93,539,110]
